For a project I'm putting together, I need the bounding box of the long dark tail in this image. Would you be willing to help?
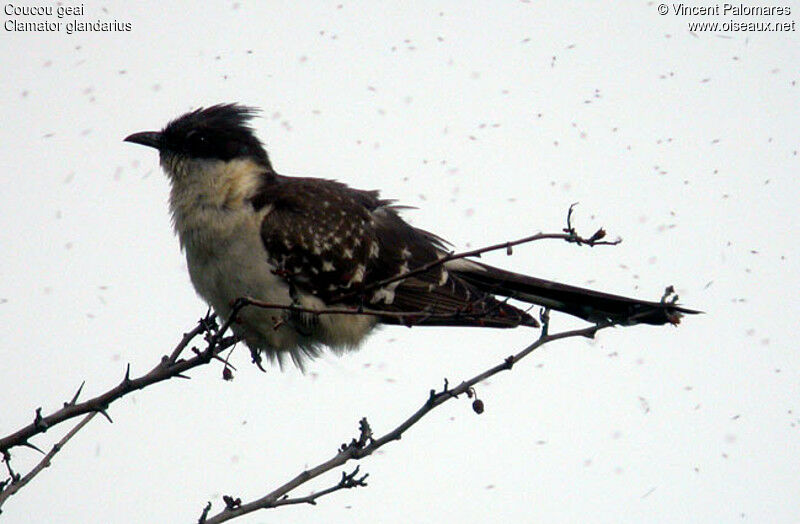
[454,262,700,326]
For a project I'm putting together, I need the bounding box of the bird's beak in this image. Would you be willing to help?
[124,131,163,150]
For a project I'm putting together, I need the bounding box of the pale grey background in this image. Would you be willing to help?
[1,1,798,523]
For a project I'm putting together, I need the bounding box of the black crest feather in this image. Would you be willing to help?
[161,103,271,167]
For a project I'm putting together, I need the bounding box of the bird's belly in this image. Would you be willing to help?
[182,215,301,352]
[181,215,377,360]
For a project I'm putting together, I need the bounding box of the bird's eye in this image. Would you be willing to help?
[185,130,211,155]
[186,130,206,144]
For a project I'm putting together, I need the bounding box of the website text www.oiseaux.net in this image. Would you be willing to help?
[662,4,795,32]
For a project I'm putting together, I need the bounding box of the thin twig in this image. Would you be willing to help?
[169,317,213,363]
[232,296,531,327]
[0,413,97,511]
[0,314,238,455]
[200,315,618,523]
[330,225,620,305]
[2,208,627,519]
[268,467,368,509]
[229,214,621,328]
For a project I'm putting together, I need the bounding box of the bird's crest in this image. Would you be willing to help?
[160,103,271,167]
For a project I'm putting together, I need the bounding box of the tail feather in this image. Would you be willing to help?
[453,261,700,326]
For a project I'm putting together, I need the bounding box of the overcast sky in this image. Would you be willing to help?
[1,1,799,523]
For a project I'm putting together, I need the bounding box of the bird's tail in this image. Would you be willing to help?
[452,261,700,326]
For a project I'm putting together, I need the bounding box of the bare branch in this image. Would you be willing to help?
[229,296,532,329]
[226,208,620,330]
[200,315,620,523]
[0,413,97,511]
[0,312,237,455]
[331,207,620,305]
[1,207,632,518]
[271,467,369,508]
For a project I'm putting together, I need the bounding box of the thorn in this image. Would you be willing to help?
[2,450,20,484]
[198,501,212,523]
[20,441,45,454]
[582,326,600,339]
[174,373,191,380]
[33,407,47,431]
[67,381,85,407]
[539,307,550,337]
[122,363,131,385]
[357,418,372,447]
[249,346,267,372]
[96,408,113,424]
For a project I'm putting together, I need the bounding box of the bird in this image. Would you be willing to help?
[125,103,698,368]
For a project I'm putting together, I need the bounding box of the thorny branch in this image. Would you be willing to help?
[0,312,240,511]
[0,413,97,510]
[198,308,634,523]
[2,205,630,519]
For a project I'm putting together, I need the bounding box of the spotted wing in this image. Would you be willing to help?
[256,176,536,328]
[258,177,381,300]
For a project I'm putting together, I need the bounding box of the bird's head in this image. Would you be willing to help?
[124,103,272,178]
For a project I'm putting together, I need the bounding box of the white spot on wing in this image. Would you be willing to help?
[347,264,366,286]
[368,241,380,258]
[371,287,395,304]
